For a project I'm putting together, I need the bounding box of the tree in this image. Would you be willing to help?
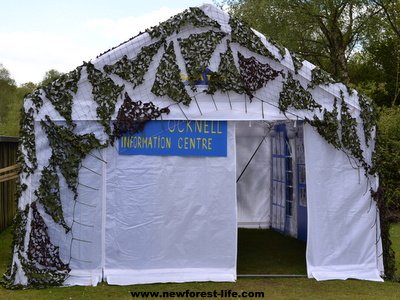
[0,81,38,136]
[0,63,16,86]
[0,64,18,132]
[0,67,64,136]
[222,0,381,84]
[349,36,399,107]
[372,0,400,38]
[0,64,18,136]
[370,0,400,106]
[348,0,400,107]
[39,69,63,87]
[0,64,38,136]
[17,82,37,105]
[0,93,23,136]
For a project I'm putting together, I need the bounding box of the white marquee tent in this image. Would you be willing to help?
[6,4,384,288]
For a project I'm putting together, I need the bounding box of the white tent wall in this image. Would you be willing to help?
[304,124,383,281]
[34,121,106,286]
[62,148,104,286]
[29,120,238,286]
[104,122,237,285]
[236,121,271,228]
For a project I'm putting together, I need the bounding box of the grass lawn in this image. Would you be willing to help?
[237,228,306,275]
[0,225,399,299]
[391,223,400,277]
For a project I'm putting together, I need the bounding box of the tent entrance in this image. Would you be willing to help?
[235,121,307,275]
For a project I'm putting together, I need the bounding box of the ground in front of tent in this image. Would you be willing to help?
[237,228,306,275]
[1,225,400,299]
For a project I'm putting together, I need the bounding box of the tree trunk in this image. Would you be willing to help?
[330,45,350,84]
[318,17,351,84]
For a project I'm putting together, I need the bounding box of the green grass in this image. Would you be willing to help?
[0,226,12,276]
[391,223,400,276]
[237,228,306,274]
[1,278,400,300]
[0,226,399,299]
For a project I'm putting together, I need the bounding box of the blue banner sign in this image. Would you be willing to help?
[118,120,227,157]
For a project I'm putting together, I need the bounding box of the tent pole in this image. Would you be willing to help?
[236,130,269,183]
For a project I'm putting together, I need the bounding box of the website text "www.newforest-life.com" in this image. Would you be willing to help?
[130,289,265,298]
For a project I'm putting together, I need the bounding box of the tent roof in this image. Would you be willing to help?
[26,3,366,124]
[94,4,353,103]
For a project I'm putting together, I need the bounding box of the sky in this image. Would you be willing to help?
[0,0,213,85]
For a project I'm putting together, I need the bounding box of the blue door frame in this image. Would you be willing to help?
[271,124,293,235]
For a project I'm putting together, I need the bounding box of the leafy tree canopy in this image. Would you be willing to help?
[220,0,381,84]
[39,69,63,87]
[0,63,16,86]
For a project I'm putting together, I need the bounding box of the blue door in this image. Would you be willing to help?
[296,124,307,241]
[271,124,293,234]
